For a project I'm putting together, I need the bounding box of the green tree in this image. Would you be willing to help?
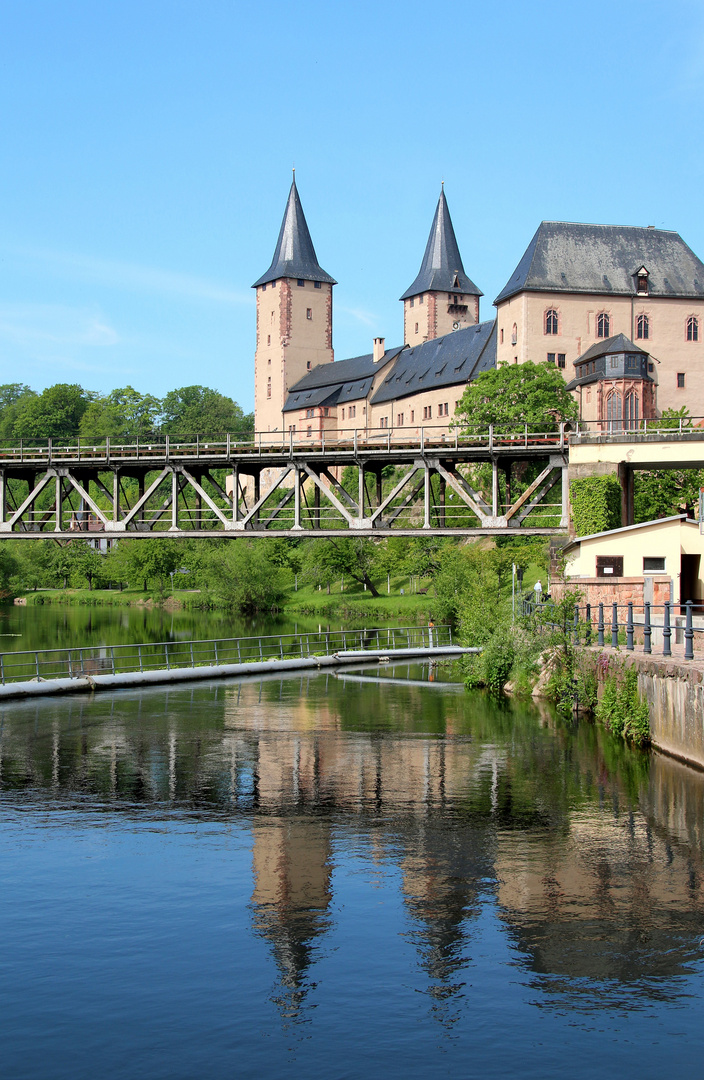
[161,386,253,438]
[199,541,288,612]
[454,360,577,433]
[304,538,381,596]
[80,386,161,442]
[633,410,704,522]
[109,538,183,593]
[0,384,37,441]
[12,384,93,441]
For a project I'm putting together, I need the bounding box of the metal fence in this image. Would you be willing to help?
[523,599,701,661]
[0,624,453,685]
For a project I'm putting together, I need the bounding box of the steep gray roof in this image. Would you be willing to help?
[400,189,482,301]
[495,222,704,304]
[564,334,652,391]
[283,347,404,413]
[371,320,496,405]
[252,177,336,288]
[574,333,647,364]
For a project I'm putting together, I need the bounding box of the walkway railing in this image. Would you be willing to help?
[0,624,453,685]
[0,425,569,464]
[523,600,701,661]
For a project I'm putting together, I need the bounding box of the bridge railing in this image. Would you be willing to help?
[0,624,453,685]
[0,424,570,464]
[573,417,704,437]
[522,599,704,661]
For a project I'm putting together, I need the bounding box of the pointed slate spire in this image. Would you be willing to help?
[400,188,482,300]
[253,175,336,288]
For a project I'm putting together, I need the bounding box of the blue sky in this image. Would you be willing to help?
[1,0,702,413]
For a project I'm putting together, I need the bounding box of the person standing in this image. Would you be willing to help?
[533,580,543,606]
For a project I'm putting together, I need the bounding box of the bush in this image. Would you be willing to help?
[595,665,650,747]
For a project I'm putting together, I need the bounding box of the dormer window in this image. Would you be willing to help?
[453,273,460,288]
[635,266,649,295]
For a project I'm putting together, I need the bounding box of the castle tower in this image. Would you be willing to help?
[253,176,336,436]
[400,187,482,345]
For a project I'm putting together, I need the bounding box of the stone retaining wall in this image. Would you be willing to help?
[591,648,704,770]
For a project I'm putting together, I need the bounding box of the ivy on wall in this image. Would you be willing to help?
[569,475,621,537]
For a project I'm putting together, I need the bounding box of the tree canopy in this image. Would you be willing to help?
[161,386,253,438]
[454,361,578,433]
[12,384,93,441]
[0,381,253,443]
[80,387,162,441]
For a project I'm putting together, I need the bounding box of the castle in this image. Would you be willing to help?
[253,178,704,438]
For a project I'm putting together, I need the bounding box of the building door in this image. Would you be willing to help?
[680,553,700,608]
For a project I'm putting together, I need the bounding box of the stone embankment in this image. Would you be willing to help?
[627,652,704,770]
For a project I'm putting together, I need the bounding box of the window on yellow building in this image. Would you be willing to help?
[266,377,271,399]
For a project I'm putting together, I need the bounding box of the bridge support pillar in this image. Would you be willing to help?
[423,463,431,529]
[618,462,634,526]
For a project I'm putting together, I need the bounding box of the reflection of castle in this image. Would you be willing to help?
[2,676,704,1010]
[251,817,332,1011]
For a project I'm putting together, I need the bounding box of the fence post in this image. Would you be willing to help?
[165,643,170,670]
[585,603,592,645]
[611,602,619,648]
[35,652,40,679]
[573,604,580,645]
[643,602,652,655]
[626,602,634,651]
[111,646,116,674]
[685,600,694,661]
[598,603,604,647]
[663,601,672,657]
[190,642,195,667]
[138,645,143,672]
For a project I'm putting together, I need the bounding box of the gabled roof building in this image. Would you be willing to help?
[494,222,704,415]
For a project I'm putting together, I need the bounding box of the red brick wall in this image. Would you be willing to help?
[550,576,672,610]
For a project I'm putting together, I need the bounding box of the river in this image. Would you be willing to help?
[0,607,703,1077]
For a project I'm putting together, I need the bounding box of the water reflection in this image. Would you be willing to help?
[1,665,703,1022]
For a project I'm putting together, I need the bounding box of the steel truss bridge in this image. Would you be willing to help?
[0,427,570,539]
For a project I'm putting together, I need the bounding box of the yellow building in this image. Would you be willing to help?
[561,514,704,607]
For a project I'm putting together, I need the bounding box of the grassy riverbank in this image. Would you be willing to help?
[17,578,438,622]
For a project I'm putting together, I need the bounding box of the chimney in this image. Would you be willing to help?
[373,336,385,363]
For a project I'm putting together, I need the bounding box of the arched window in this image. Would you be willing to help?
[636,314,649,340]
[606,390,622,432]
[624,391,640,430]
[687,316,699,342]
[596,313,610,338]
[545,309,558,335]
[511,323,517,345]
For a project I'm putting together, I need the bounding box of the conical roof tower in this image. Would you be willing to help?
[253,176,336,288]
[401,188,481,300]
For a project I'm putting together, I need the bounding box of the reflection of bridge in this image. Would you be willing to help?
[1,421,704,538]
